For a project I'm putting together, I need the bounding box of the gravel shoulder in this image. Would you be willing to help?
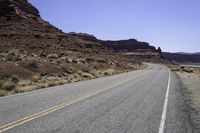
[177,70,200,131]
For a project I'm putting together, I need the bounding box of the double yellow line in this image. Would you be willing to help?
[0,78,133,133]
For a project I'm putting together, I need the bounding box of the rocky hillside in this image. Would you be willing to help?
[163,52,200,63]
[0,0,145,95]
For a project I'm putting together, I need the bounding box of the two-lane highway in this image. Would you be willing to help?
[0,64,193,133]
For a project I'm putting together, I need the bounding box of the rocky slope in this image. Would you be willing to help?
[163,52,200,63]
[0,0,145,95]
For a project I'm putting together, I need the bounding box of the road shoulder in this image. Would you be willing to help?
[177,71,200,132]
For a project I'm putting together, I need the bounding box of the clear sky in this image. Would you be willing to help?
[29,0,200,52]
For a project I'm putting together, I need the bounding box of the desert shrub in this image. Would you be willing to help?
[183,69,193,73]
[189,69,194,73]
[1,82,16,91]
[72,59,79,63]
[103,70,114,76]
[86,58,94,62]
[44,29,51,33]
[66,79,72,84]
[47,54,58,59]
[78,58,87,64]
[180,66,185,69]
[34,34,42,38]
[0,80,3,87]
[57,80,66,85]
[0,90,8,97]
[59,57,66,62]
[6,53,14,61]
[171,68,180,72]
[48,81,57,87]
[61,65,74,74]
[103,71,110,76]
[35,84,47,89]
[31,75,40,82]
[40,52,46,57]
[0,48,8,53]
[14,89,26,93]
[81,66,91,73]
[97,59,106,63]
[59,53,65,57]
[6,52,21,61]
[19,49,26,54]
[11,75,19,84]
[80,72,93,79]
[61,64,69,73]
[27,58,39,68]
[108,61,115,66]
[90,70,100,78]
[66,58,73,63]
[38,84,47,89]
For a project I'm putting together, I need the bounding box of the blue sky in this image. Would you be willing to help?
[29,0,200,52]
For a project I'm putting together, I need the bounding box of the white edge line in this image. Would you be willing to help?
[158,69,171,133]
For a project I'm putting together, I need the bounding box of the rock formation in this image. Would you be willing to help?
[102,39,157,52]
[0,0,145,83]
[0,0,166,94]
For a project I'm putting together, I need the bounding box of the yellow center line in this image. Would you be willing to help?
[0,78,134,133]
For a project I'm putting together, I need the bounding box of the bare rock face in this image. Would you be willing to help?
[102,39,157,52]
[0,0,40,18]
[0,0,71,53]
[0,0,62,37]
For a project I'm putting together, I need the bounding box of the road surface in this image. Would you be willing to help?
[0,64,194,133]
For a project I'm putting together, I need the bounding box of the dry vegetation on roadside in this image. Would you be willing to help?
[0,49,145,97]
[163,63,195,73]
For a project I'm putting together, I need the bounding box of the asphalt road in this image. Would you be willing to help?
[0,64,195,133]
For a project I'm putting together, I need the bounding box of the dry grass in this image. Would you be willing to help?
[102,69,115,76]
[36,84,47,89]
[0,80,3,87]
[47,54,58,59]
[48,81,58,87]
[164,63,194,73]
[0,90,8,97]
[8,78,69,94]
[90,70,101,78]
[27,58,39,68]
[31,75,40,82]
[1,82,16,91]
[14,88,26,93]
[0,61,145,97]
[6,51,21,61]
[79,72,94,79]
